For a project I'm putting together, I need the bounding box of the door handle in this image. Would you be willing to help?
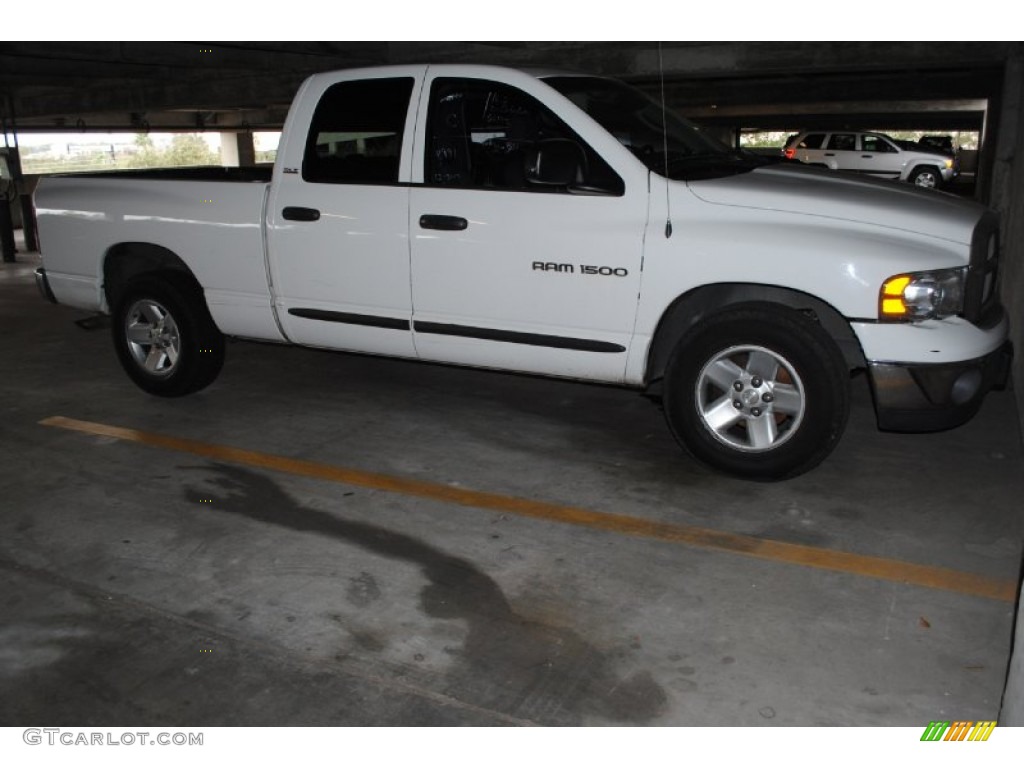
[861,154,873,158]
[282,206,321,222]
[824,152,835,157]
[419,214,468,231]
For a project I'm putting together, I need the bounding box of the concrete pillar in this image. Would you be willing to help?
[0,201,14,262]
[994,43,1024,726]
[219,132,239,166]
[19,192,38,252]
[11,151,39,252]
[0,149,15,261]
[990,46,1024,439]
[219,131,256,167]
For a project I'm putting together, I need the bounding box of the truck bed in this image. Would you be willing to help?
[50,165,274,183]
[34,170,278,340]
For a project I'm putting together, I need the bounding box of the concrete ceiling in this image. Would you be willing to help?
[0,42,1016,133]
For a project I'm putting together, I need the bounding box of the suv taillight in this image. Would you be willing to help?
[783,148,795,160]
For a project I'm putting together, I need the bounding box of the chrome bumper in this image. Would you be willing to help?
[868,341,1012,432]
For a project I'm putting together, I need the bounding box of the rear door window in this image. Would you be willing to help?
[826,133,856,151]
[303,78,414,184]
[862,135,895,153]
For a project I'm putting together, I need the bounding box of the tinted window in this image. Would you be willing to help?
[827,133,856,151]
[919,135,953,153]
[861,135,895,153]
[798,133,825,149]
[303,78,414,184]
[426,77,623,195]
[546,76,762,181]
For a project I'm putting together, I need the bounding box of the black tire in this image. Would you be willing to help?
[909,166,942,189]
[111,274,225,397]
[663,305,850,480]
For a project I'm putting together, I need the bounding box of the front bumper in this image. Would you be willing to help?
[868,340,1012,432]
[35,267,57,303]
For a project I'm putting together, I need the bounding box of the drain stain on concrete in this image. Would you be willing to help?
[184,463,668,725]
[346,572,381,607]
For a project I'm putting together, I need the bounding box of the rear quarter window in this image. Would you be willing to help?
[797,133,826,150]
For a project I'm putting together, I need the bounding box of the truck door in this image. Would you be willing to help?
[265,69,424,357]
[408,72,647,383]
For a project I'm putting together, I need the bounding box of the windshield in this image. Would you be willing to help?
[544,76,769,181]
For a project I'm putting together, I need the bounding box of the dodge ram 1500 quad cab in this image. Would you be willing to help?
[34,65,1011,479]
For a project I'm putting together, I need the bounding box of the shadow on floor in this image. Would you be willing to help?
[184,464,669,724]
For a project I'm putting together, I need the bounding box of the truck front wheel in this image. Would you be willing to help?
[112,275,225,397]
[663,306,850,480]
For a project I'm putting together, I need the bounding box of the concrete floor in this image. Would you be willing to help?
[1,242,1022,726]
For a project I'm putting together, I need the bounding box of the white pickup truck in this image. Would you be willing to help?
[33,64,1011,479]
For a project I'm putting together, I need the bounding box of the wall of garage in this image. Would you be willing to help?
[991,45,1024,442]
[992,45,1024,725]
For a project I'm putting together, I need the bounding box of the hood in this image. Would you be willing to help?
[686,163,984,245]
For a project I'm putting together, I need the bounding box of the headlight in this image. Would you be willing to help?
[879,267,966,321]
[944,159,954,169]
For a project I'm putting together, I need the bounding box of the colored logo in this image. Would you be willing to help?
[920,721,996,742]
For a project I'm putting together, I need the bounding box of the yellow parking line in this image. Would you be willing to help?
[41,415,1018,603]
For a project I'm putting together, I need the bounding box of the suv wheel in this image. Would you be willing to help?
[909,166,941,188]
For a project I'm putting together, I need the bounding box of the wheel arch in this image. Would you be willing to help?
[644,283,866,386]
[103,242,204,312]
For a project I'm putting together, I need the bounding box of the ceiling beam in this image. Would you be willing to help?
[1,42,1015,134]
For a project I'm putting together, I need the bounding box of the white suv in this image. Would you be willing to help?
[783,131,956,188]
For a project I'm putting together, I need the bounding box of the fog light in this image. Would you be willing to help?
[950,369,982,405]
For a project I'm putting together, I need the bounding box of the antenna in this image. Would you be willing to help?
[658,42,673,238]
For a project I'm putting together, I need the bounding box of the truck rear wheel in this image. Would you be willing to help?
[663,305,849,480]
[112,275,225,397]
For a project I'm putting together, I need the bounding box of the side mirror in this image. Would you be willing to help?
[525,139,585,186]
